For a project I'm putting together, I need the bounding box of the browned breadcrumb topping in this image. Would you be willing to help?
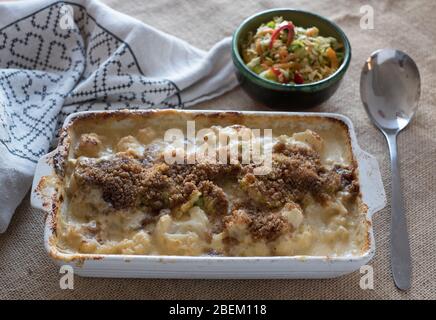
[71,138,359,245]
[74,156,144,210]
[223,208,290,243]
[198,181,228,216]
[248,213,288,241]
[239,149,344,208]
[74,156,236,216]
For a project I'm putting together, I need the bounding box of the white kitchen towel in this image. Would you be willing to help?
[0,0,238,232]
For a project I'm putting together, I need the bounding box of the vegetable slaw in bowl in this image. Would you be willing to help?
[242,16,344,85]
[231,9,351,108]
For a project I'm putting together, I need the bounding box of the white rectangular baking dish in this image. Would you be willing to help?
[31,110,386,279]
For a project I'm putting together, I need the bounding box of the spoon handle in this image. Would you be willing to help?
[385,132,412,290]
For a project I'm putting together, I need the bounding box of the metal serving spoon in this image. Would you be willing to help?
[360,49,420,290]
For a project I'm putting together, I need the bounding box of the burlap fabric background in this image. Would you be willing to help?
[1,0,435,300]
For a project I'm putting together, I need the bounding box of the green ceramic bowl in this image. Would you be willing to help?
[232,9,351,109]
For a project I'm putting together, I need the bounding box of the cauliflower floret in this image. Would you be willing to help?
[275,130,324,155]
[239,173,275,207]
[74,133,104,158]
[116,135,144,157]
[280,203,304,229]
[81,231,153,255]
[292,129,324,153]
[154,207,211,255]
[223,209,251,242]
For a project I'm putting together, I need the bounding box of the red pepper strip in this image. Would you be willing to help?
[269,22,295,50]
[294,72,304,84]
[271,67,282,77]
[271,67,287,83]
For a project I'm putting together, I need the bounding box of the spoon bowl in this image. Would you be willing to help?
[361,49,421,133]
[360,49,421,291]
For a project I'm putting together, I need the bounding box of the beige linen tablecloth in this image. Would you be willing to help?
[1,0,435,300]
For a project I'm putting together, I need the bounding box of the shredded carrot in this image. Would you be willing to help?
[305,27,319,37]
[326,47,338,69]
